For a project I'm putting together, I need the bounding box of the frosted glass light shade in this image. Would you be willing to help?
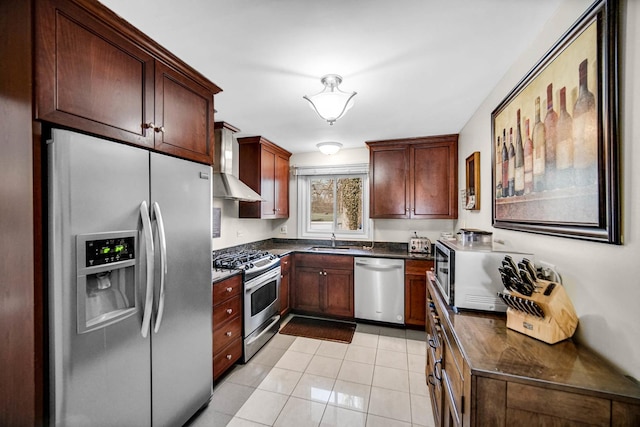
[316,142,343,155]
[304,74,356,125]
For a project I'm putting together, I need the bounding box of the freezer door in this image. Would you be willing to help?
[48,129,152,427]
[149,152,213,426]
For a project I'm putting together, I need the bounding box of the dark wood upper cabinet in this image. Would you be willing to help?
[237,136,292,219]
[367,135,458,219]
[34,0,220,164]
[153,61,215,163]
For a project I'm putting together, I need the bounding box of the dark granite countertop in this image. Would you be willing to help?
[257,238,434,261]
[211,268,242,284]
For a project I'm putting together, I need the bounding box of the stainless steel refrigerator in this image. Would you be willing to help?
[47,129,213,426]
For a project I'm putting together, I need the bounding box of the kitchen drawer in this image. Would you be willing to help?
[213,337,242,380]
[441,318,463,382]
[212,295,241,326]
[213,274,242,304]
[405,259,433,275]
[443,343,463,420]
[213,315,242,355]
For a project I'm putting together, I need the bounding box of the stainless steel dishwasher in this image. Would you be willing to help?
[354,257,405,324]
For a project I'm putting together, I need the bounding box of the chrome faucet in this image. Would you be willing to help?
[331,233,336,247]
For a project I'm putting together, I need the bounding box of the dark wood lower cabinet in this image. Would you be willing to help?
[405,259,433,327]
[279,255,291,317]
[425,271,640,427]
[292,254,354,318]
[212,274,242,381]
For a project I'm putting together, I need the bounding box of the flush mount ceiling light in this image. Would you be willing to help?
[303,74,357,125]
[316,142,343,155]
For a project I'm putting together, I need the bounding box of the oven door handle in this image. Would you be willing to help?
[245,267,281,293]
[246,315,280,346]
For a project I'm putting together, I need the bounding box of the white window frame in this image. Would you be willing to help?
[295,164,371,240]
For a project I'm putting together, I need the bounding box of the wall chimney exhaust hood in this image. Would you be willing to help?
[213,122,263,202]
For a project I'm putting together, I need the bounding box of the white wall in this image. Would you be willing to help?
[211,198,285,250]
[457,0,640,379]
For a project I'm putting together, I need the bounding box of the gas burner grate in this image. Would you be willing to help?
[213,249,270,270]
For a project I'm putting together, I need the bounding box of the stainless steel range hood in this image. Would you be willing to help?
[213,122,263,202]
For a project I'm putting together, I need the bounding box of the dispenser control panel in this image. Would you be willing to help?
[86,237,135,267]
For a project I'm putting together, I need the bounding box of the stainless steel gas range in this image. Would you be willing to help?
[213,250,281,362]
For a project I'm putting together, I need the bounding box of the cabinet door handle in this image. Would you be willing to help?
[434,359,442,381]
[428,373,437,386]
[225,331,232,337]
[319,271,323,275]
[226,354,232,360]
[323,271,327,276]
[226,308,233,314]
[144,122,155,130]
[226,287,233,292]
[154,126,165,133]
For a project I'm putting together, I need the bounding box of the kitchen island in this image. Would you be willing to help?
[425,271,640,426]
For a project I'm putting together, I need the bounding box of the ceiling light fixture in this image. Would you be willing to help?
[303,74,357,125]
[316,142,343,155]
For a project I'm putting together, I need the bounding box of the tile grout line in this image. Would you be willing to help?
[222,327,428,426]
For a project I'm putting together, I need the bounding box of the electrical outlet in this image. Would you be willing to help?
[537,260,560,282]
[538,260,556,271]
[280,226,287,234]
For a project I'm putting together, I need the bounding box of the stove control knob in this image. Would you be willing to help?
[270,254,277,260]
[246,263,254,270]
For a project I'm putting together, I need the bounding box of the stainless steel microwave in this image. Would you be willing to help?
[434,239,534,312]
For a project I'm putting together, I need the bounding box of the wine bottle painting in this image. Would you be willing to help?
[492,18,601,226]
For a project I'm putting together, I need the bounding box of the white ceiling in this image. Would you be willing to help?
[100,0,562,154]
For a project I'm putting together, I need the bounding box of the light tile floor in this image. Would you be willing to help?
[188,318,436,427]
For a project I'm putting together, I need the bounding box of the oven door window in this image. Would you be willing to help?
[251,279,277,316]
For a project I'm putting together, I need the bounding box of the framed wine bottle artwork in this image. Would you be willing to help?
[491,0,621,244]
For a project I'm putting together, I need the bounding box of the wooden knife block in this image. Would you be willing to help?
[506,280,578,344]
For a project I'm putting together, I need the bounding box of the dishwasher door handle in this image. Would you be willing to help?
[355,261,403,271]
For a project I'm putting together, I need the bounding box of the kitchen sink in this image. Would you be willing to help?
[307,246,352,251]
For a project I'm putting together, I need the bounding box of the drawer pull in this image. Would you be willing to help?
[226,287,233,292]
[428,373,437,386]
[226,354,232,360]
[226,308,233,314]
[225,331,232,337]
[434,359,443,381]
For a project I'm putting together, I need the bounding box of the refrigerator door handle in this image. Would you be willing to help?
[140,201,155,338]
[152,202,168,333]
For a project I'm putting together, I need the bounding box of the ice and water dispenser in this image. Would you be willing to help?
[76,232,138,333]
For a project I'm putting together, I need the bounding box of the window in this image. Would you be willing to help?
[296,164,370,239]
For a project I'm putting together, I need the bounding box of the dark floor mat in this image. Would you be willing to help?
[279,316,356,344]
